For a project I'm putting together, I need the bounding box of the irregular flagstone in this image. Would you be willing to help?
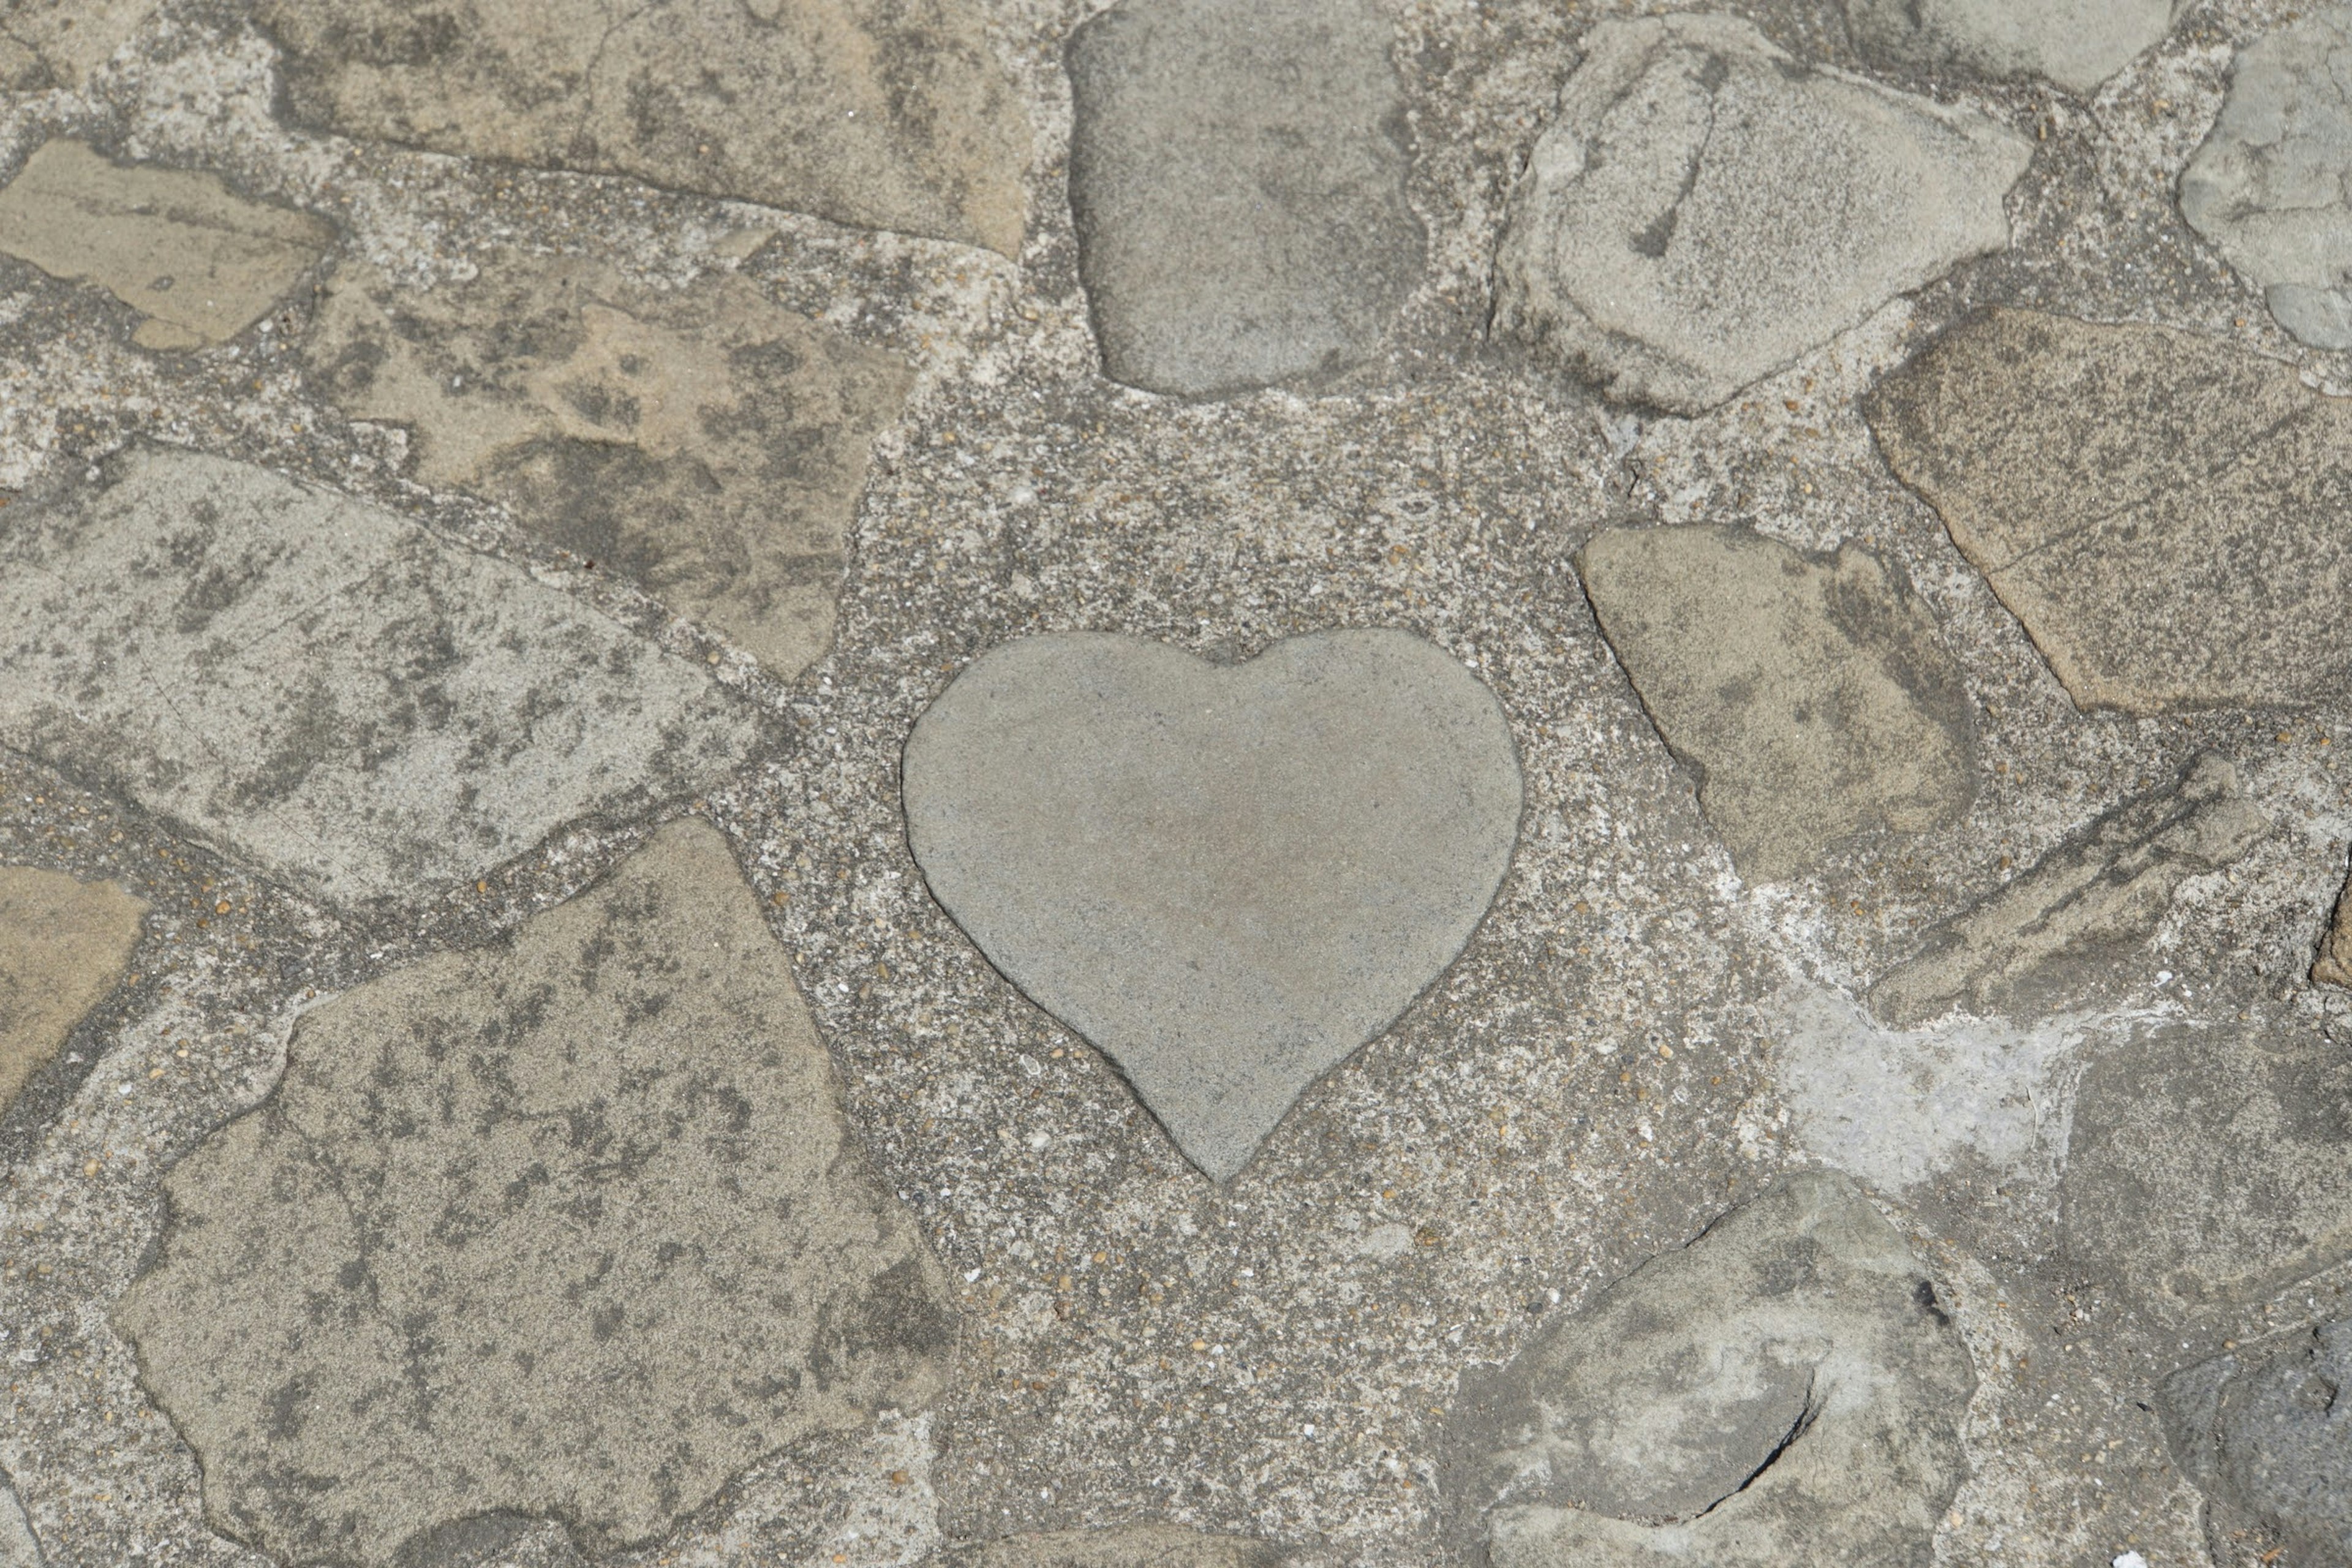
[0,0,155,89]
[2180,10,2352,350]
[1845,0,2179,95]
[1576,524,1977,883]
[304,252,912,679]
[1491,13,2027,415]
[0,140,331,350]
[944,1525,1295,1568]
[1447,1170,1975,1568]
[2162,1322,2352,1563]
[1870,754,2267,1027]
[0,867,143,1114]
[1868,309,2352,713]
[902,630,1521,1182]
[252,0,1030,255]
[113,821,954,1566]
[2065,1021,2352,1311]
[0,446,755,905]
[1064,0,1424,398]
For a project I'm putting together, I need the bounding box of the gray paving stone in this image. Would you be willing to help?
[1870,754,2267,1026]
[112,820,953,1567]
[2162,1322,2352,1564]
[253,0,1031,254]
[0,867,141,1114]
[944,1525,1294,1568]
[902,630,1521,1182]
[1491,13,2026,414]
[0,445,755,905]
[304,252,911,679]
[1577,524,1976,883]
[1065,0,1424,398]
[1846,0,2180,94]
[0,139,330,350]
[1869,308,2352,714]
[2180,9,2352,350]
[1447,1170,1975,1568]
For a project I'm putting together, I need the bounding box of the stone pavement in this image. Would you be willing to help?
[1,2,2351,1567]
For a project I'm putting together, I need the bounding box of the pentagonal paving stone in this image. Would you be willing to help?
[1491,12,2027,414]
[0,867,142,1115]
[902,630,1520,1182]
[2162,1321,2352,1564]
[112,820,954,1567]
[1869,308,2352,713]
[944,1525,1296,1567]
[0,140,330,351]
[1845,0,2180,94]
[303,252,913,680]
[252,0,1031,254]
[1065,0,1424,398]
[0,445,754,905]
[1576,524,1977,883]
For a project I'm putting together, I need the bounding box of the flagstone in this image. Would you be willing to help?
[0,868,142,1115]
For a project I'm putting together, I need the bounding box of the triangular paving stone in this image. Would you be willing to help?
[113,820,954,1567]
[0,867,143,1115]
[902,630,1521,1182]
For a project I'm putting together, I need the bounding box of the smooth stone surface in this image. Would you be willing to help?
[1065,0,1424,398]
[2065,1020,2352,1311]
[1448,1170,1975,1568]
[1846,0,2179,94]
[902,630,1521,1181]
[304,252,911,679]
[1871,755,2267,1027]
[2180,10,2352,350]
[113,821,954,1566]
[945,1525,1294,1568]
[253,0,1030,254]
[0,447,753,905]
[0,0,154,89]
[1491,13,2026,414]
[1577,524,1976,883]
[1869,309,2352,713]
[0,868,142,1113]
[2162,1322,2352,1563]
[0,140,330,350]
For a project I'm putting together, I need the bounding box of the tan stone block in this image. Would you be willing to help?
[0,866,143,1112]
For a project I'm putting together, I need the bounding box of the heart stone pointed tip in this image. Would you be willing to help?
[903,629,1523,1180]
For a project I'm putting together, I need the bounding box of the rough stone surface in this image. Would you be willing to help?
[2180,9,2352,350]
[0,1476,36,1568]
[0,0,153,89]
[1491,13,2027,414]
[112,820,954,1566]
[2162,1322,2352,1564]
[304,252,911,679]
[1869,308,2352,714]
[2312,860,2352,986]
[252,0,1031,255]
[1065,0,1424,398]
[1448,1170,1975,1568]
[0,139,330,350]
[1576,524,1975,883]
[0,867,142,1113]
[903,630,1521,1181]
[1871,753,2267,1025]
[1846,0,2180,95]
[944,1525,1293,1568]
[0,445,753,905]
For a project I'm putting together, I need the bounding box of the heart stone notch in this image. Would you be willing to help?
[903,629,1523,1180]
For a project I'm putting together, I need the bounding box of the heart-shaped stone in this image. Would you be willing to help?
[903,630,1522,1180]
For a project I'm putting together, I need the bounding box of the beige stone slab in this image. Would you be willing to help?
[0,866,143,1113]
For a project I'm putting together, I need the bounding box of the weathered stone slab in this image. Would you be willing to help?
[0,140,330,350]
[253,0,1030,255]
[1065,0,1424,398]
[946,1525,1293,1568]
[1448,1171,1974,1568]
[1871,755,2266,1027]
[1846,0,2179,94]
[902,630,1521,1182]
[304,253,911,679]
[1492,13,2026,414]
[2162,1322,2352,1564]
[0,447,754,905]
[0,868,142,1114]
[114,821,954,1566]
[0,0,155,89]
[1577,524,1975,883]
[1869,309,2352,713]
[2180,10,2352,350]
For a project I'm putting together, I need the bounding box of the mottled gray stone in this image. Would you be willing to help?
[1447,1171,1975,1568]
[0,0,154,90]
[1065,0,1424,398]
[0,868,142,1113]
[113,821,954,1566]
[944,1525,1294,1568]
[0,446,753,905]
[0,1475,36,1568]
[1869,309,2352,714]
[902,630,1521,1181]
[1577,524,1976,883]
[1870,755,2267,1026]
[1492,13,2026,414]
[2162,1322,2352,1564]
[304,252,912,679]
[1846,0,2179,94]
[2180,10,2352,350]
